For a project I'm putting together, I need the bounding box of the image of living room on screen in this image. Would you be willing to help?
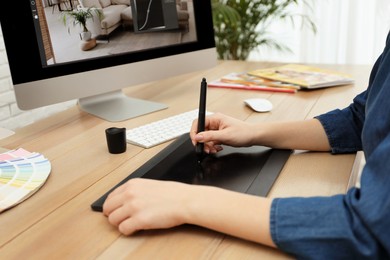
[37,0,196,65]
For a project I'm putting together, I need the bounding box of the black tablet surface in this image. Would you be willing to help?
[91,134,291,212]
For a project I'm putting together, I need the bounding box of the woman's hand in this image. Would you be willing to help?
[190,113,256,154]
[191,113,331,152]
[103,178,193,235]
[102,177,275,247]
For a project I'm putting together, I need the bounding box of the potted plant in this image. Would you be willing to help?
[61,8,103,41]
[211,0,317,60]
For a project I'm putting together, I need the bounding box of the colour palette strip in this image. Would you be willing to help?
[0,148,51,213]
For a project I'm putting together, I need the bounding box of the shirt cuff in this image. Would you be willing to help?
[316,109,362,154]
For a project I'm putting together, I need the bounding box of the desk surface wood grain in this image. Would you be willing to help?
[0,61,370,259]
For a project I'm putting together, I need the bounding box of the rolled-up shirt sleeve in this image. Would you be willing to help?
[315,90,366,154]
[270,97,390,258]
[270,132,390,259]
[269,31,390,258]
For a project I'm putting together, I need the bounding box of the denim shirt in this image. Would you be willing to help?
[270,32,390,259]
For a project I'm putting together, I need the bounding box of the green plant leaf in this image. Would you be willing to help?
[212,0,316,60]
[61,8,103,34]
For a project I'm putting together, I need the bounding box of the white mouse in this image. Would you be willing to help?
[244,98,273,112]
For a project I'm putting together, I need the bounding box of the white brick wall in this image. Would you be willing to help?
[0,26,76,131]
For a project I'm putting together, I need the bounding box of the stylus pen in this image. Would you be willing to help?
[196,78,207,163]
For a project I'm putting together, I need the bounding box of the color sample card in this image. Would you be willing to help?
[0,148,51,213]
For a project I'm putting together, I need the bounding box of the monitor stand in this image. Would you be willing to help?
[78,90,168,122]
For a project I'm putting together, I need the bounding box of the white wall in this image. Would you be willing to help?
[0,25,75,131]
[249,0,390,65]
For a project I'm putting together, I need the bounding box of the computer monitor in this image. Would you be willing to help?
[0,0,216,122]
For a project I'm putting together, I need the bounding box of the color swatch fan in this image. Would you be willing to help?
[0,148,51,213]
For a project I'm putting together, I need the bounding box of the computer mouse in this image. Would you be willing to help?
[244,98,273,112]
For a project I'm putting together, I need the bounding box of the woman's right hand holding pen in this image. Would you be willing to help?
[190,113,256,154]
[190,113,332,153]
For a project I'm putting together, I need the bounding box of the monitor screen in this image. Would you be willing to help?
[0,0,216,121]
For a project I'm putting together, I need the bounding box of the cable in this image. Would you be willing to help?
[138,0,153,30]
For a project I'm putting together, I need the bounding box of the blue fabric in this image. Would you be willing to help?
[270,31,390,259]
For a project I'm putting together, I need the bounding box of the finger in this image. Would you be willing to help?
[209,144,223,154]
[103,191,126,216]
[197,129,224,145]
[190,118,198,132]
[107,205,132,227]
[215,145,223,152]
[190,119,199,145]
[106,182,128,201]
[190,119,198,146]
[106,176,142,201]
[204,113,224,131]
[204,142,223,154]
[118,216,140,236]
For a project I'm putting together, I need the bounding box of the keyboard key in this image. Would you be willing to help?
[126,109,212,148]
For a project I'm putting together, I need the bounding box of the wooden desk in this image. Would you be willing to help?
[0,61,370,259]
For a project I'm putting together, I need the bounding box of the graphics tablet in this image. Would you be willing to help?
[91,134,291,212]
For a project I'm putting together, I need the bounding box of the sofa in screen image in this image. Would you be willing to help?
[77,0,190,37]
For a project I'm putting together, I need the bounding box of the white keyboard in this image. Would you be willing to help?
[126,109,211,148]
